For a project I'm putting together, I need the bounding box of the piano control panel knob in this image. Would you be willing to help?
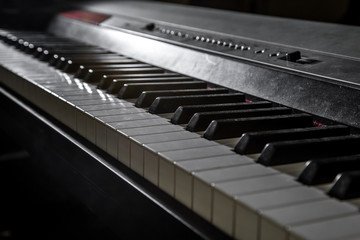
[145,23,156,31]
[285,51,302,62]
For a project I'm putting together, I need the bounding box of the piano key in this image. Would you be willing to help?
[75,63,152,79]
[39,48,108,61]
[189,164,277,212]
[82,67,165,83]
[204,113,313,140]
[186,107,292,132]
[49,53,123,66]
[118,81,207,99]
[131,131,200,181]
[142,138,219,197]
[289,214,360,240]
[117,124,186,166]
[62,58,138,72]
[100,72,183,91]
[149,93,246,114]
[328,170,360,200]
[257,135,360,166]
[135,88,228,108]
[298,155,360,185]
[156,145,235,196]
[212,174,299,236]
[105,76,193,94]
[234,186,326,240]
[54,55,126,69]
[171,101,272,124]
[235,125,350,154]
[259,199,358,240]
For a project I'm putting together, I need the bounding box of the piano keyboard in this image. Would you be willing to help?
[1,7,360,240]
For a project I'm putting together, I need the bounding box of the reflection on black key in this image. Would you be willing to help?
[83,67,164,83]
[187,107,292,132]
[203,113,313,140]
[298,155,360,185]
[328,170,360,200]
[39,48,107,62]
[235,125,350,154]
[135,88,228,107]
[118,81,207,99]
[149,93,245,114]
[75,63,151,79]
[62,58,136,72]
[257,135,360,166]
[105,77,192,94]
[171,101,272,124]
[99,73,181,91]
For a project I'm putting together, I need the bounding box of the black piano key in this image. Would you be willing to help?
[118,81,207,99]
[257,135,360,166]
[75,63,151,79]
[135,88,228,108]
[62,58,136,72]
[203,113,313,140]
[328,170,360,200]
[298,155,360,185]
[39,48,108,62]
[171,101,272,124]
[105,77,193,93]
[100,73,182,91]
[82,67,165,83]
[149,93,246,114]
[235,125,350,154]
[187,107,292,132]
[46,47,103,65]
[52,53,122,68]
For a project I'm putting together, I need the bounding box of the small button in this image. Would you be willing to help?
[269,52,280,57]
[255,49,266,54]
[145,23,156,31]
[240,46,250,51]
[286,51,302,62]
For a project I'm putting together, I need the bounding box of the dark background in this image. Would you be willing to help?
[0,0,360,29]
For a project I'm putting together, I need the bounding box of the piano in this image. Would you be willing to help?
[1,1,360,239]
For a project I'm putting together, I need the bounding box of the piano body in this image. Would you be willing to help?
[1,1,360,239]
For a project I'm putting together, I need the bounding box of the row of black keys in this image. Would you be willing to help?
[2,31,360,200]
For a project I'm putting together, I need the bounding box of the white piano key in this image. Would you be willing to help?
[289,214,360,240]
[234,186,326,240]
[115,123,185,166]
[157,145,234,196]
[191,164,277,221]
[131,131,200,184]
[94,112,167,151]
[141,138,218,206]
[260,199,358,240]
[212,174,299,236]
